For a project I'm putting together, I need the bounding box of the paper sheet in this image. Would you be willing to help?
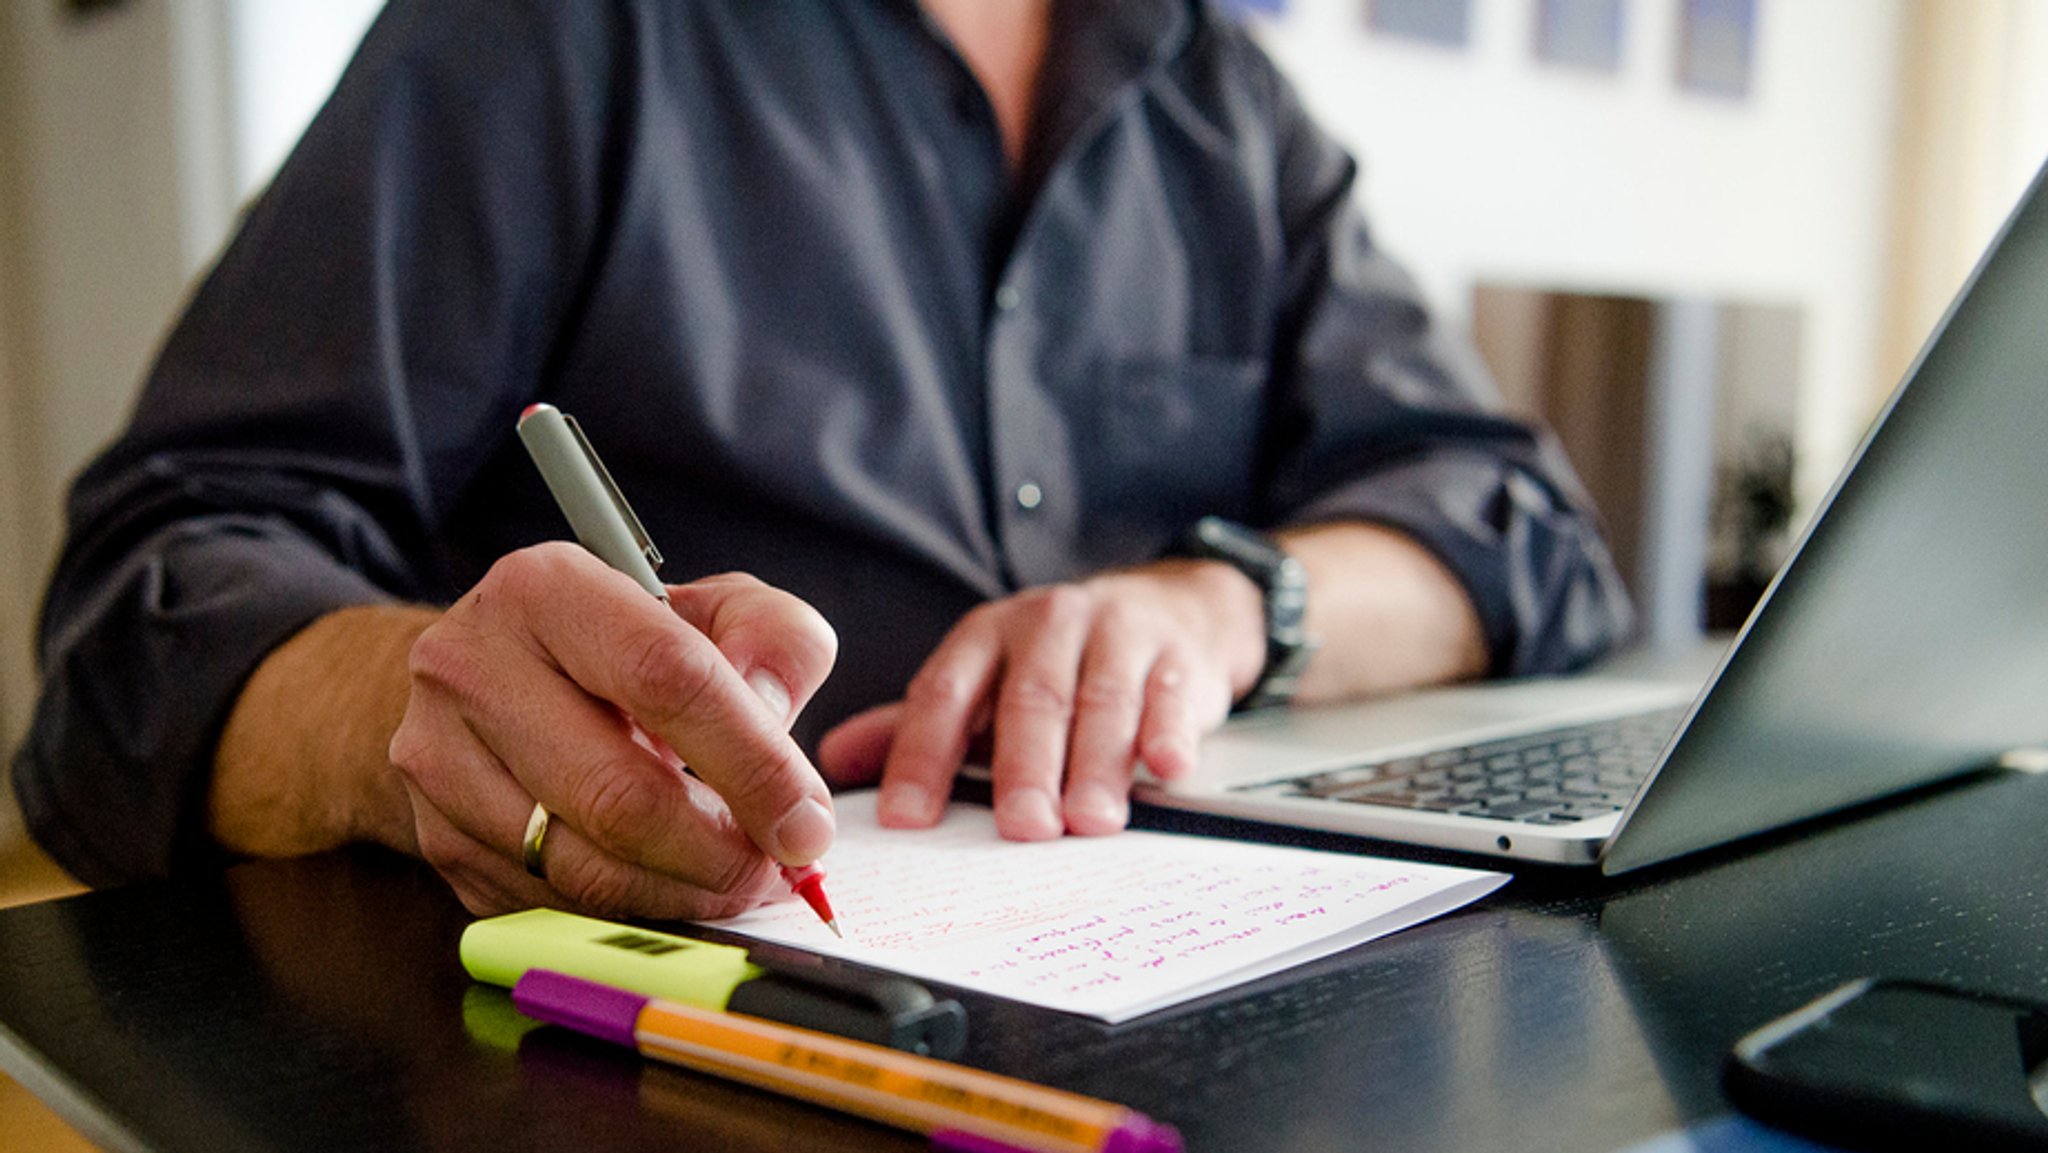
[702,792,1508,1023]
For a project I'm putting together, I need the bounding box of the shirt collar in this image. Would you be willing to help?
[885,0,1194,165]
[1026,0,1195,191]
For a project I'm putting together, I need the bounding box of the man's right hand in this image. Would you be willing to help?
[213,543,839,920]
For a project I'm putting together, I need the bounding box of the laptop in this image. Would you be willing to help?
[1138,157,2048,875]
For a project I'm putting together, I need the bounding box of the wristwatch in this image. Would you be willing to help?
[1169,516,1319,711]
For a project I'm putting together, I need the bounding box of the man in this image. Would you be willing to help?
[12,0,1631,918]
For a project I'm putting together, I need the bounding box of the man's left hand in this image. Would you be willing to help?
[817,561,1265,839]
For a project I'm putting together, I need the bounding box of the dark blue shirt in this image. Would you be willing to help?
[16,0,1631,884]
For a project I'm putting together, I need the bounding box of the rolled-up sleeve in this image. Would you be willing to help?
[11,0,623,884]
[17,472,411,884]
[1256,64,1634,676]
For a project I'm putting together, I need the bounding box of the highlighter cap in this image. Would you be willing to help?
[513,969,646,1049]
[1104,1114,1187,1153]
[933,1117,1184,1153]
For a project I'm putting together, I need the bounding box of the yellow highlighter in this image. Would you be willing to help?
[460,908,962,1056]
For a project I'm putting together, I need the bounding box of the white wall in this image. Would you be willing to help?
[1989,4,2048,216]
[225,0,384,194]
[1253,0,1905,509]
[0,0,203,755]
[0,0,380,758]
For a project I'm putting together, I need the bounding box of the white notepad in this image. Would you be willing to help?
[702,792,1508,1023]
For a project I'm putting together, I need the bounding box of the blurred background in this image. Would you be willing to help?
[1,0,2046,764]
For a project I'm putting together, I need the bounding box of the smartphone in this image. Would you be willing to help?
[1725,978,2048,1151]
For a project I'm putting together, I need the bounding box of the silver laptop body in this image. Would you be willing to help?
[1139,158,2048,875]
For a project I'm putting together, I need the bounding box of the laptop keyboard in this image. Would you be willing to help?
[1262,706,1689,826]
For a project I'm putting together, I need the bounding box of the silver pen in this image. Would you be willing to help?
[516,403,668,601]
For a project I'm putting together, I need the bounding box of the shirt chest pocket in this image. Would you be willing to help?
[1085,355,1267,535]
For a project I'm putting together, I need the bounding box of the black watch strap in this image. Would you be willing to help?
[1169,517,1318,711]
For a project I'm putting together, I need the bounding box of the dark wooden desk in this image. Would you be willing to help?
[2,771,2044,1153]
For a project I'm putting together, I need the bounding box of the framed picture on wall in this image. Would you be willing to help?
[1364,0,1472,49]
[1535,0,1626,73]
[1677,0,1758,99]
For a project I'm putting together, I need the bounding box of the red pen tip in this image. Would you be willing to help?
[782,865,843,935]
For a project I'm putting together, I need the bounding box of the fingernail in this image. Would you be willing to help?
[747,670,793,727]
[773,797,835,862]
[997,790,1062,839]
[1068,784,1127,831]
[879,784,937,826]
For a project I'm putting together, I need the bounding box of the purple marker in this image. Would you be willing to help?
[513,969,1183,1153]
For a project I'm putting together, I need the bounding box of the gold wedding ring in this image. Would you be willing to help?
[521,802,552,879]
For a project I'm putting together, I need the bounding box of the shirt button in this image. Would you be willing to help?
[994,285,1021,312]
[1015,482,1043,510]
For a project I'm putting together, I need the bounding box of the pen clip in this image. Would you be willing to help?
[561,413,662,573]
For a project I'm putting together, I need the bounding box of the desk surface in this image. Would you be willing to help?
[2,771,2045,1153]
